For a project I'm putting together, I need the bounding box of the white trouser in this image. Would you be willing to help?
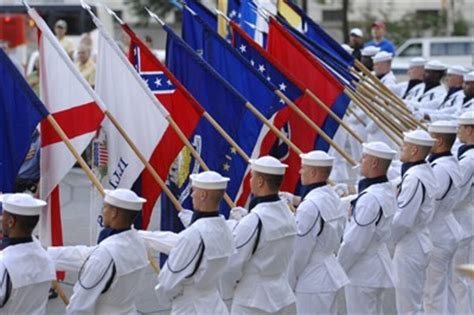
[231,303,297,315]
[345,285,385,314]
[424,241,457,314]
[450,237,474,314]
[295,291,338,315]
[394,246,431,315]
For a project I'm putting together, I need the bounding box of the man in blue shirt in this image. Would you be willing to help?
[365,21,396,55]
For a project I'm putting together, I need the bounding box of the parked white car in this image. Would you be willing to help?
[392,37,473,77]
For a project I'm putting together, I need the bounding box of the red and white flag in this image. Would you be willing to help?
[92,14,171,199]
[29,8,104,246]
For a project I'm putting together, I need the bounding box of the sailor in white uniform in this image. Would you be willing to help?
[48,189,149,314]
[155,171,234,315]
[423,121,465,314]
[338,142,398,314]
[420,65,467,122]
[360,46,380,72]
[372,51,397,89]
[221,156,297,314]
[450,111,474,314]
[0,194,55,315]
[392,57,426,101]
[406,60,447,113]
[287,151,349,314]
[460,72,474,112]
[391,130,437,314]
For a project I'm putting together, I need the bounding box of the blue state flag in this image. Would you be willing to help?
[0,49,48,193]
[164,25,255,222]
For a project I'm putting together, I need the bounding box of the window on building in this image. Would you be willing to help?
[431,42,472,56]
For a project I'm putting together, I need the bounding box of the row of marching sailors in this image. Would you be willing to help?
[0,112,472,315]
[338,47,474,164]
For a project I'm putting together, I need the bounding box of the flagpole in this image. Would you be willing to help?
[346,106,367,127]
[303,89,363,143]
[216,11,364,147]
[145,7,305,158]
[344,89,403,146]
[276,90,357,166]
[88,4,238,208]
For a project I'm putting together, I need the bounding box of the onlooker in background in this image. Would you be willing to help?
[54,19,74,58]
[360,46,380,72]
[27,57,40,96]
[76,45,96,87]
[365,21,396,55]
[349,28,364,61]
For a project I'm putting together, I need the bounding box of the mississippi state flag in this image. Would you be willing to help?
[122,24,203,229]
[30,8,104,247]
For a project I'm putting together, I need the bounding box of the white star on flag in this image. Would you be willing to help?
[258,64,265,73]
[250,59,255,66]
[279,82,287,91]
[155,78,162,87]
[239,44,247,53]
[167,79,172,86]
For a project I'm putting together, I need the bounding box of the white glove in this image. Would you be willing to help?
[334,183,349,197]
[178,209,193,228]
[229,207,248,221]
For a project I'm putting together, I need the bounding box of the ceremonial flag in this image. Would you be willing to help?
[0,49,48,193]
[30,8,104,248]
[267,18,350,151]
[91,14,174,222]
[239,0,274,46]
[122,24,203,229]
[165,25,258,215]
[230,21,321,200]
[278,0,354,67]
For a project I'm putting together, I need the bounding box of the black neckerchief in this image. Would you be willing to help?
[97,228,130,244]
[358,175,388,193]
[1,236,33,249]
[376,73,387,80]
[442,86,462,103]
[463,95,473,105]
[249,194,280,211]
[427,151,452,163]
[191,211,220,224]
[401,160,427,177]
[458,144,474,160]
[301,182,327,200]
[423,82,440,94]
[403,79,423,98]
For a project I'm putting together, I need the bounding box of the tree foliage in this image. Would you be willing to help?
[125,0,177,24]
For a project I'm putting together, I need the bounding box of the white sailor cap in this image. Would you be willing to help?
[300,150,334,167]
[424,60,447,71]
[341,44,353,54]
[409,57,426,68]
[362,141,397,160]
[447,65,468,76]
[403,129,437,147]
[1,193,46,216]
[464,71,474,82]
[190,171,230,190]
[428,120,458,134]
[104,189,146,211]
[350,28,363,38]
[372,51,393,63]
[361,46,380,57]
[458,111,474,125]
[250,156,288,175]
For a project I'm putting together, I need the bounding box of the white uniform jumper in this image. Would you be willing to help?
[156,213,234,315]
[450,145,474,314]
[391,162,437,314]
[424,152,464,314]
[48,229,149,314]
[288,183,349,314]
[0,238,55,315]
[221,196,297,314]
[338,177,397,314]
